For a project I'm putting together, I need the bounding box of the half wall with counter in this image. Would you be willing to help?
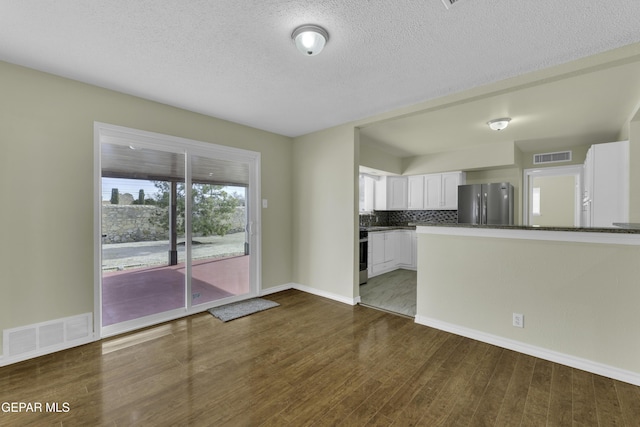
[414,224,640,385]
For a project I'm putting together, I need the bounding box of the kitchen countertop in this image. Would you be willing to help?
[612,223,640,230]
[409,222,640,234]
[363,226,417,232]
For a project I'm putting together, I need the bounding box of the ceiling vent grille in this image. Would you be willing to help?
[533,151,572,165]
[441,0,461,9]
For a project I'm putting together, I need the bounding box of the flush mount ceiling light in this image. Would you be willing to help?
[292,25,329,56]
[487,118,511,131]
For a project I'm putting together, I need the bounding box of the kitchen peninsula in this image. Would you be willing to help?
[412,223,640,386]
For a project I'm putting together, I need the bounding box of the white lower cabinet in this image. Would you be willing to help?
[394,231,413,267]
[370,231,395,276]
[368,229,416,277]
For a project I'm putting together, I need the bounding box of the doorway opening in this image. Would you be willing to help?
[94,123,261,338]
[523,165,582,227]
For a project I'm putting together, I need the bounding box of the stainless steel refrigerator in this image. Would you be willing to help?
[457,183,514,225]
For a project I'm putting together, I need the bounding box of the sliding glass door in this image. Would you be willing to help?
[188,154,251,307]
[100,144,186,326]
[96,123,260,337]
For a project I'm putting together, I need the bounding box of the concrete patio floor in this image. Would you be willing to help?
[101,232,249,326]
[102,231,247,271]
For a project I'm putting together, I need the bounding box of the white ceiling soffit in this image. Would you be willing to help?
[1,1,640,139]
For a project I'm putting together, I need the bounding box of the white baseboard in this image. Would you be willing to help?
[261,283,359,306]
[260,283,294,296]
[415,315,640,387]
[292,283,359,306]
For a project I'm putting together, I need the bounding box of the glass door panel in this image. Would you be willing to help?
[189,154,250,307]
[101,142,185,326]
[97,123,260,338]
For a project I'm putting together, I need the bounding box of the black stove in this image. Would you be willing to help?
[359,227,368,240]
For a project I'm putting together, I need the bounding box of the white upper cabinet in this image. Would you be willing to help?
[373,172,464,211]
[441,172,464,209]
[359,174,375,213]
[582,140,629,227]
[410,172,465,210]
[407,175,425,210]
[374,176,408,211]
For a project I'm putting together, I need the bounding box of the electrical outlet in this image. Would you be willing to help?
[513,313,524,328]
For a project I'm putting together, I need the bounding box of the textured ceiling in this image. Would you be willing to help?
[1,0,640,141]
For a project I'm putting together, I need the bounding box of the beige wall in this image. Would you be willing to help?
[292,126,358,300]
[519,144,590,170]
[402,141,515,175]
[417,232,640,375]
[359,134,403,174]
[0,61,293,353]
[530,175,576,227]
[629,115,640,222]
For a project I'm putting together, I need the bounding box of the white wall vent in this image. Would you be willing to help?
[441,0,462,9]
[533,151,572,165]
[2,313,93,366]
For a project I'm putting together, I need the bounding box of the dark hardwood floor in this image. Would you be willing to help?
[1,289,639,426]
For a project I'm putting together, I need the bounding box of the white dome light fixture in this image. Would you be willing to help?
[487,118,511,131]
[292,25,329,56]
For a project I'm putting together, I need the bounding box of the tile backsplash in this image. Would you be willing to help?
[360,210,457,227]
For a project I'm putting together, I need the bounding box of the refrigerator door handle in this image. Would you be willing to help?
[482,192,488,224]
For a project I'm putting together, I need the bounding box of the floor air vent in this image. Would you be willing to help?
[533,151,572,165]
[2,313,92,365]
